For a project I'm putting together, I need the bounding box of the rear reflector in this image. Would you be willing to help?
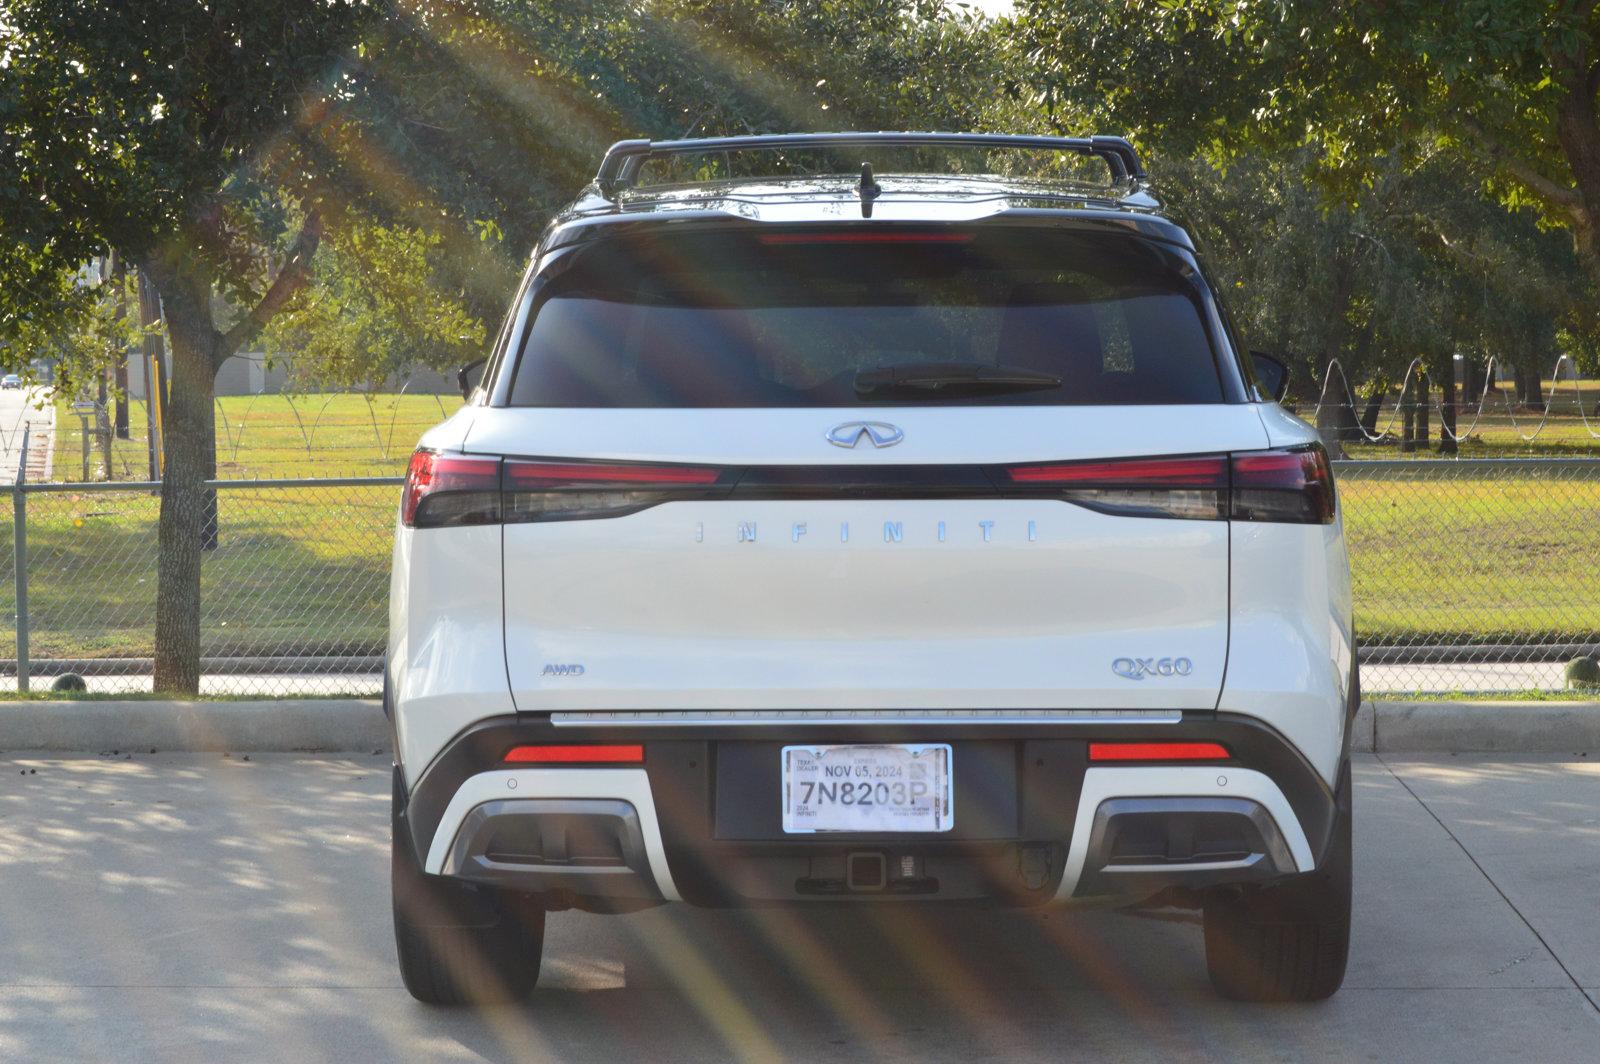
[503,744,645,764]
[1088,741,1231,763]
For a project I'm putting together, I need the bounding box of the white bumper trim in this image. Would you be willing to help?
[1052,766,1315,902]
[423,768,682,901]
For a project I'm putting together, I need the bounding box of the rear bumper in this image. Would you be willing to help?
[398,712,1339,909]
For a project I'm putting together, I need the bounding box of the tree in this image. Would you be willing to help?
[1,2,372,690]
[1014,1,1600,291]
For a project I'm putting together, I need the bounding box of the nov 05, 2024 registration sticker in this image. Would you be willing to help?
[781,743,953,834]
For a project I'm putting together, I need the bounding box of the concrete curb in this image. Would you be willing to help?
[0,699,386,752]
[1358,700,1600,754]
[1,698,1597,754]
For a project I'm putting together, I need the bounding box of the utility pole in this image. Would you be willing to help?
[136,268,164,480]
[110,252,130,440]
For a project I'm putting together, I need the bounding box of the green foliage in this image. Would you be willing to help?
[1566,656,1600,689]
[0,0,373,330]
[1014,1,1599,396]
[1013,2,1600,270]
[262,223,486,388]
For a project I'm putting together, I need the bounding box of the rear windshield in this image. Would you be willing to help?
[507,226,1225,407]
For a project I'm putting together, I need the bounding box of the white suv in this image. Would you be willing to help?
[387,133,1356,1006]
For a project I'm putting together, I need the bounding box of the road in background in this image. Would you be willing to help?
[0,752,1595,1062]
[0,385,54,481]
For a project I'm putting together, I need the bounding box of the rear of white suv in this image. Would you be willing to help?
[387,133,1356,1006]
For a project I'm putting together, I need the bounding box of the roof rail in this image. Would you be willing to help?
[594,131,1146,197]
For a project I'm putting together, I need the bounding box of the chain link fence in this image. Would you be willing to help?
[1339,458,1600,694]
[3,459,1599,696]
[3,478,397,695]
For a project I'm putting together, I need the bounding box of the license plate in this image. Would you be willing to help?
[781,743,953,834]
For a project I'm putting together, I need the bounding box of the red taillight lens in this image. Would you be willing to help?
[502,459,723,523]
[401,451,502,528]
[1088,741,1231,763]
[503,744,645,764]
[1230,446,1335,524]
[1008,456,1229,487]
[1004,455,1228,520]
[503,461,721,488]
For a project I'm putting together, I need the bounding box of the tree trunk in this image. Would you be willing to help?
[1313,362,1358,458]
[1554,46,1600,297]
[1523,364,1545,408]
[1359,380,1386,434]
[1438,364,1458,455]
[1400,374,1416,453]
[1415,375,1430,449]
[151,284,220,694]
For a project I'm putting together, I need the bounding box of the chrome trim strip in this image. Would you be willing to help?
[550,709,1182,727]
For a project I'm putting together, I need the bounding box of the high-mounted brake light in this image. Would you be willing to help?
[1088,741,1231,763]
[503,744,645,764]
[401,451,502,529]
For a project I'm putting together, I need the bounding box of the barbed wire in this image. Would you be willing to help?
[1310,354,1600,444]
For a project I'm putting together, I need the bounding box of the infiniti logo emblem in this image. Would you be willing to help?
[826,421,904,449]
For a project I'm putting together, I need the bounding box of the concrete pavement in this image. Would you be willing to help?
[0,753,1597,1062]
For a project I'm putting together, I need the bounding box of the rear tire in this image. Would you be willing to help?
[1202,759,1352,1002]
[392,770,545,1005]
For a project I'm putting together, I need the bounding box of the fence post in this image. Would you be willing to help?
[12,424,29,693]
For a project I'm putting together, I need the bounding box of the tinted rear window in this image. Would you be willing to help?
[508,226,1225,407]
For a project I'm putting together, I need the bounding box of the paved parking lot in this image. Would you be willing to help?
[1,752,1596,1062]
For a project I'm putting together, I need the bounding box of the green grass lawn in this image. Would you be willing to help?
[49,393,462,481]
[2,390,1596,662]
[1340,472,1600,645]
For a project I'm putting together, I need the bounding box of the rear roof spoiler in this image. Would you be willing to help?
[594,131,1146,197]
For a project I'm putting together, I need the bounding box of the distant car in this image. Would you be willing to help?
[0,374,21,390]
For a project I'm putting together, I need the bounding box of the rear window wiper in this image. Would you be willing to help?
[854,361,1063,398]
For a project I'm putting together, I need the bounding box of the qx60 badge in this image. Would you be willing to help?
[826,421,904,449]
[1112,657,1194,681]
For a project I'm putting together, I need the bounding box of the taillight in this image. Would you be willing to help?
[501,459,723,523]
[1230,446,1335,524]
[403,453,724,527]
[401,451,502,528]
[1001,445,1335,524]
[1088,741,1230,763]
[1004,455,1228,520]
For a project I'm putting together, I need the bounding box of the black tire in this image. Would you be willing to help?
[392,771,545,1005]
[1202,758,1352,1002]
